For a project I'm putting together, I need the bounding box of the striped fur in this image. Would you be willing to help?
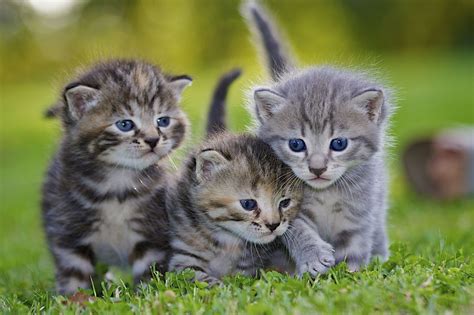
[243,2,393,275]
[42,60,191,294]
[167,71,303,283]
[167,134,303,283]
[241,0,294,80]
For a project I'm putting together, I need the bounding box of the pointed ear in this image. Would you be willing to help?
[168,75,192,98]
[351,89,384,123]
[64,85,101,120]
[253,88,287,121]
[195,149,229,182]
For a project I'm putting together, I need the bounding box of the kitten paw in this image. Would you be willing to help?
[194,272,222,287]
[297,243,335,277]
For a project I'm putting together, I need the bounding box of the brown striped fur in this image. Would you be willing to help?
[42,59,192,295]
[167,133,303,284]
[166,69,302,283]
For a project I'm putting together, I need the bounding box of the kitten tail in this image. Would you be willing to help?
[241,0,295,81]
[206,68,242,137]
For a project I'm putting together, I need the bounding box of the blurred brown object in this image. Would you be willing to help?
[403,127,474,200]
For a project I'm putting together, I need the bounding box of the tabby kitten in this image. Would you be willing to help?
[42,60,192,295]
[243,1,392,274]
[167,70,303,284]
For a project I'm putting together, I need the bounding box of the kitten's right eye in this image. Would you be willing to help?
[288,138,306,152]
[115,119,135,132]
[239,199,257,211]
[279,198,291,209]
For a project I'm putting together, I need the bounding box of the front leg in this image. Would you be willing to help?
[52,245,95,295]
[282,215,335,277]
[168,245,221,286]
[130,241,168,285]
[333,228,372,272]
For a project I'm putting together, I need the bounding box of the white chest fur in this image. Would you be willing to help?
[88,199,144,267]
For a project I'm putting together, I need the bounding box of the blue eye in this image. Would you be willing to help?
[115,119,135,132]
[240,199,257,211]
[157,116,170,127]
[279,198,291,209]
[330,137,348,151]
[288,138,306,152]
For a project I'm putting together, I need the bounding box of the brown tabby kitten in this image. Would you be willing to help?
[167,70,303,284]
[42,60,192,295]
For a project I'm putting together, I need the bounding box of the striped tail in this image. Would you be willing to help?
[206,68,242,137]
[242,0,294,81]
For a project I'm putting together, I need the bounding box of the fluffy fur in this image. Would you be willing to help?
[167,70,303,284]
[243,1,393,274]
[42,59,192,294]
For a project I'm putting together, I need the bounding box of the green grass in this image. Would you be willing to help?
[0,52,473,314]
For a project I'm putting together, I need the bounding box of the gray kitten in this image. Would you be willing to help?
[167,70,303,284]
[242,1,393,275]
[42,60,192,294]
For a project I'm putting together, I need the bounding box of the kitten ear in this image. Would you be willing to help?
[64,85,101,120]
[195,149,229,182]
[168,75,193,98]
[351,89,384,123]
[253,88,287,121]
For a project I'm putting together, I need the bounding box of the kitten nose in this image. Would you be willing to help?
[144,137,159,149]
[309,167,327,177]
[265,222,280,232]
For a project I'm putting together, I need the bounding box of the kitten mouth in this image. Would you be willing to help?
[142,150,157,156]
[311,176,330,181]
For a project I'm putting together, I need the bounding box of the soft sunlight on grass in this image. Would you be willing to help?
[0,53,473,313]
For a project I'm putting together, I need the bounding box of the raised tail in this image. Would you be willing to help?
[206,68,242,138]
[242,0,294,81]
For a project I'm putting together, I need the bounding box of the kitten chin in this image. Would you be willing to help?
[243,1,392,275]
[42,59,192,295]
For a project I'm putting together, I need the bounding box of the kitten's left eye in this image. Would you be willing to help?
[240,199,257,211]
[279,198,291,209]
[330,137,348,151]
[288,138,306,152]
[157,116,170,128]
[115,119,135,132]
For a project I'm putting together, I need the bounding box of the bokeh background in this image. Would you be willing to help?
[1,0,473,298]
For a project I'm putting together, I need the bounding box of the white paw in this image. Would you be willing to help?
[297,243,335,277]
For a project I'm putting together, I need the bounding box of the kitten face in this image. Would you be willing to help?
[252,68,388,189]
[194,135,303,244]
[78,99,188,170]
[61,60,191,170]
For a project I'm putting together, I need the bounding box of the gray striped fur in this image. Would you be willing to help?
[42,60,192,294]
[243,2,393,275]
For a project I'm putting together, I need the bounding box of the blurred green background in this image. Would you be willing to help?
[0,0,473,298]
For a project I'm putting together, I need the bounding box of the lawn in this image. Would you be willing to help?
[0,52,473,314]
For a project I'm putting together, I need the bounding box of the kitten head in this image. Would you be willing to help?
[58,60,191,170]
[189,134,303,244]
[250,67,392,189]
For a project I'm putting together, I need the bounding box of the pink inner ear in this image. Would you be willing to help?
[366,98,379,121]
[72,93,87,114]
[66,85,101,119]
[201,160,214,179]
